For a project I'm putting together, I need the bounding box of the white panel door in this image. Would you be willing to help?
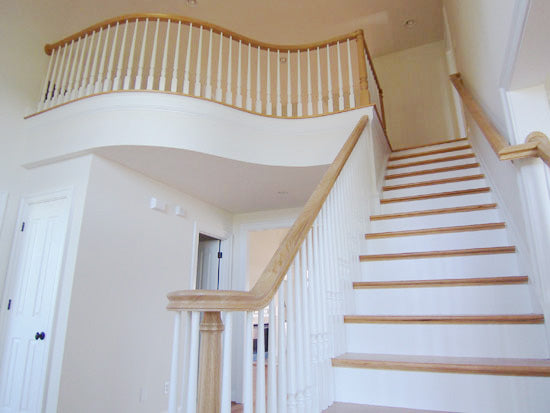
[0,194,70,413]
[197,239,221,290]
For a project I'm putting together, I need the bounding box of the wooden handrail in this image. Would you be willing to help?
[167,115,369,311]
[360,31,386,129]
[450,73,550,167]
[44,13,361,55]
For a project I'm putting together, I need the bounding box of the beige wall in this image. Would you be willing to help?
[247,227,289,288]
[374,40,460,149]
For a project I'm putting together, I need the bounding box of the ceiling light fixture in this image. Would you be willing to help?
[403,19,416,28]
[187,0,197,6]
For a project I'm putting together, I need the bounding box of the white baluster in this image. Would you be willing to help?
[194,25,203,96]
[295,250,306,412]
[180,311,192,410]
[326,44,334,112]
[336,41,344,110]
[306,49,313,116]
[256,308,266,413]
[37,47,56,110]
[220,312,233,413]
[235,40,243,107]
[65,37,82,102]
[286,51,292,117]
[321,208,335,404]
[171,21,182,92]
[146,18,160,90]
[246,43,252,110]
[277,282,288,413]
[79,32,94,97]
[185,311,200,413]
[123,19,138,90]
[61,40,77,102]
[266,48,272,115]
[243,311,254,413]
[135,19,148,89]
[316,46,323,114]
[113,21,128,91]
[300,244,313,410]
[306,231,319,412]
[53,42,69,104]
[205,28,214,98]
[267,298,277,413]
[88,27,103,95]
[183,23,192,94]
[346,38,356,108]
[215,32,223,101]
[287,264,297,413]
[168,311,181,413]
[255,46,262,113]
[225,36,233,104]
[95,25,110,93]
[159,19,171,91]
[47,46,63,106]
[56,40,74,104]
[103,22,119,92]
[296,50,303,117]
[276,50,282,116]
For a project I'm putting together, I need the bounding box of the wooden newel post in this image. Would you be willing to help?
[355,31,371,106]
[198,311,224,413]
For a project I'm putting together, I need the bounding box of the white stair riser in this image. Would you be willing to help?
[345,324,548,358]
[369,209,501,232]
[388,149,473,166]
[391,140,470,157]
[360,254,520,281]
[363,229,509,254]
[380,192,493,214]
[334,368,550,413]
[353,284,533,315]
[385,167,482,186]
[386,158,476,175]
[382,179,487,198]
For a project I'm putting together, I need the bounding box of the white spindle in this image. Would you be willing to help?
[296,50,303,117]
[123,19,138,90]
[267,298,277,413]
[294,250,306,411]
[53,42,69,104]
[65,38,82,102]
[316,47,323,115]
[113,21,127,91]
[171,21,182,92]
[306,231,319,412]
[287,264,297,413]
[300,244,313,410]
[255,46,262,113]
[180,312,192,410]
[326,44,334,112]
[243,311,254,413]
[183,23,193,94]
[306,49,313,116]
[159,19,171,91]
[135,19,148,89]
[185,311,200,413]
[256,308,266,413]
[79,32,95,97]
[146,19,160,90]
[56,40,74,104]
[95,25,110,93]
[220,312,233,413]
[246,43,252,110]
[103,22,119,92]
[336,41,344,110]
[276,50,282,116]
[215,32,223,101]
[277,281,288,413]
[47,47,62,106]
[346,38,356,108]
[168,311,181,413]
[88,27,103,95]
[205,28,214,98]
[194,25,203,96]
[37,48,56,111]
[225,36,233,104]
[236,40,243,107]
[286,51,292,117]
[72,34,88,99]
[266,49,272,115]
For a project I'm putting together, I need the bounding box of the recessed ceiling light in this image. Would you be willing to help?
[280,56,287,64]
[277,191,288,195]
[187,0,197,6]
[404,19,416,28]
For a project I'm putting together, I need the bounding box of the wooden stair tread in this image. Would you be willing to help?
[370,204,497,221]
[343,314,544,324]
[383,174,485,191]
[392,137,469,153]
[386,154,475,170]
[385,163,480,180]
[360,246,516,261]
[380,187,490,204]
[332,353,550,377]
[389,144,472,161]
[353,276,528,289]
[365,222,505,239]
[323,402,452,413]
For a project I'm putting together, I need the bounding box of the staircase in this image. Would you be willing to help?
[331,138,550,412]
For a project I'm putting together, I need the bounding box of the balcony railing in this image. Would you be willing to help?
[34,13,385,125]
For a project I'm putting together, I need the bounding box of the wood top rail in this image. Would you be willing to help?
[167,115,369,312]
[450,73,550,167]
[44,13,362,55]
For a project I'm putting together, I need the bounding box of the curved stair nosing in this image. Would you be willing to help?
[383,174,485,191]
[365,222,505,239]
[389,144,472,161]
[370,204,498,221]
[391,137,469,153]
[380,187,490,204]
[386,153,475,170]
[385,163,480,180]
[359,246,516,261]
[343,314,545,324]
[353,276,529,289]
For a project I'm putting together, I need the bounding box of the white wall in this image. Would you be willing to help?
[374,41,460,149]
[57,156,232,413]
[247,227,289,288]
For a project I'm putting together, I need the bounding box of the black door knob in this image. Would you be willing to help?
[35,332,45,340]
